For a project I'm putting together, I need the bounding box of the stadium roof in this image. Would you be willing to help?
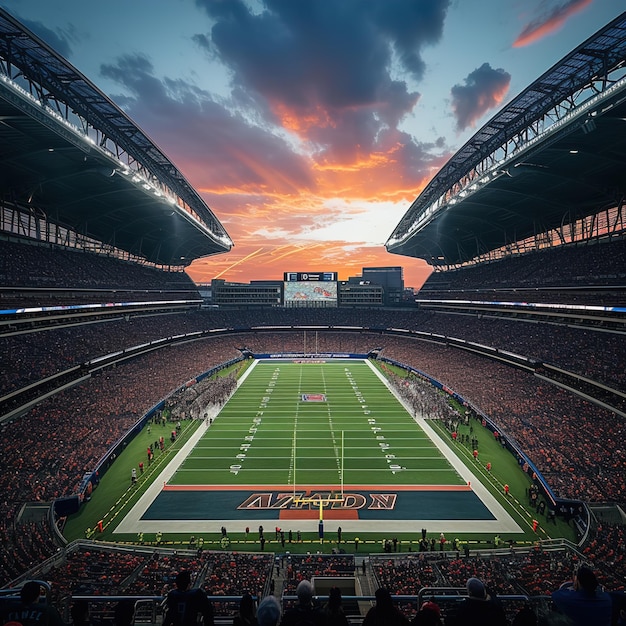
[0,8,233,268]
[386,12,626,268]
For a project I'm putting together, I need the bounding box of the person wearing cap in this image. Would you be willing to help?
[445,577,506,626]
[551,565,611,626]
[280,580,326,626]
[256,596,281,626]
[411,600,441,625]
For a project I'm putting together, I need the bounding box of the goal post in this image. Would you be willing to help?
[291,431,345,519]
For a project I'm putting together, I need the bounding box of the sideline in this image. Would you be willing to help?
[365,359,522,534]
[114,361,259,534]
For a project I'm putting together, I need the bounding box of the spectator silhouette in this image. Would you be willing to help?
[162,571,214,626]
[1,581,65,626]
[322,586,349,626]
[551,565,611,626]
[280,580,325,626]
[362,587,410,626]
[445,577,506,626]
[233,593,257,626]
[411,601,442,626]
[256,596,280,626]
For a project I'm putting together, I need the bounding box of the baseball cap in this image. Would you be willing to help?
[467,577,487,599]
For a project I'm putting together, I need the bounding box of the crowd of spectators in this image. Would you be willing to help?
[164,371,239,421]
[0,337,242,502]
[0,335,245,586]
[371,554,439,596]
[0,238,197,293]
[0,310,415,396]
[0,505,58,585]
[281,555,356,595]
[377,336,626,503]
[121,552,205,596]
[3,305,624,407]
[10,233,622,306]
[413,313,626,392]
[45,548,147,601]
[8,542,622,623]
[18,545,272,619]
[371,533,626,615]
[382,365,461,423]
[2,237,626,612]
[581,522,626,588]
[203,552,273,598]
[420,237,626,292]
[0,312,214,394]
[1,323,625,585]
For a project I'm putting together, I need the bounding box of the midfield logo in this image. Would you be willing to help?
[237,492,397,510]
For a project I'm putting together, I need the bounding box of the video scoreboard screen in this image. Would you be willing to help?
[284,280,337,304]
[284,271,338,282]
[283,271,338,307]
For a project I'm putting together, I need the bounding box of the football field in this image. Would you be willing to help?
[114,359,522,535]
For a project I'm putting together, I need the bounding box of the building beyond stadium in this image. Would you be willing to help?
[208,267,406,308]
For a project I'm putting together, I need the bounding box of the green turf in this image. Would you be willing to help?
[62,418,203,539]
[170,361,463,488]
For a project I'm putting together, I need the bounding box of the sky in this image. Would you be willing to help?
[2,0,623,289]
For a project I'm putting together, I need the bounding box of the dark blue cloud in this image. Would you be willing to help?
[369,0,450,77]
[194,0,450,160]
[450,63,511,132]
[17,16,75,59]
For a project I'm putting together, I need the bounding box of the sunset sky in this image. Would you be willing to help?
[3,0,623,289]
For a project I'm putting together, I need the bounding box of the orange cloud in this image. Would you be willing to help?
[212,247,266,279]
[185,144,437,293]
[175,90,440,294]
[513,0,592,48]
[187,239,432,291]
[274,101,334,135]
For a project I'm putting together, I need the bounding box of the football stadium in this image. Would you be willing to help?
[1,7,625,626]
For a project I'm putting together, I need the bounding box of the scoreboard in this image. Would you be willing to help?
[284,271,338,281]
[283,271,338,307]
